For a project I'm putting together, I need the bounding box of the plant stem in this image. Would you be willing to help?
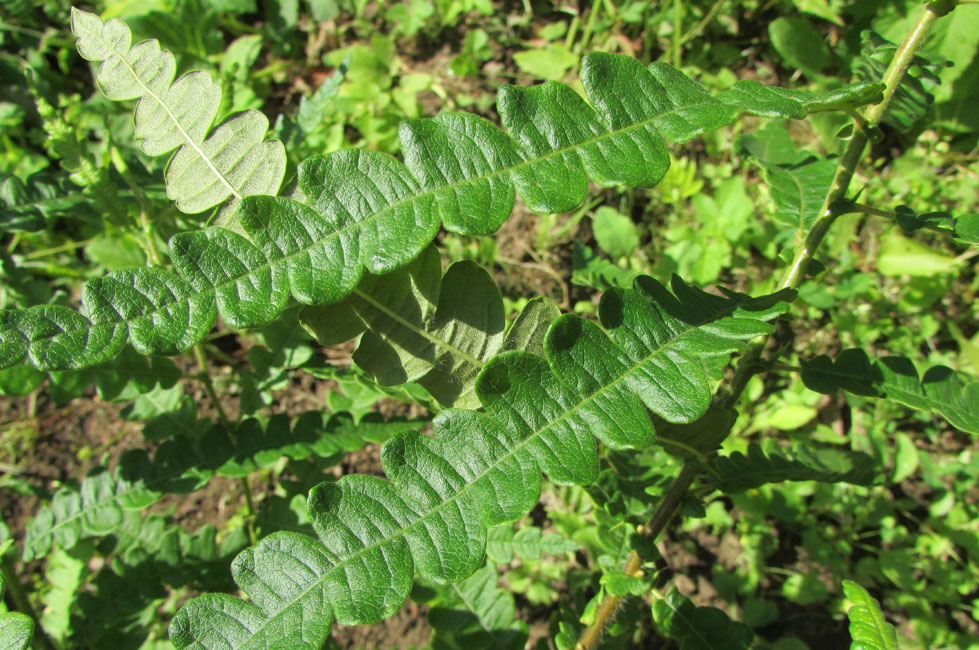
[671,0,684,66]
[192,344,256,545]
[576,465,698,650]
[576,5,947,649]
[1,557,58,650]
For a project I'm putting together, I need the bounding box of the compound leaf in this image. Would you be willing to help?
[843,580,898,650]
[651,588,753,650]
[801,349,979,434]
[853,31,940,132]
[1,43,878,374]
[707,441,877,493]
[70,8,286,216]
[22,412,419,561]
[170,276,793,648]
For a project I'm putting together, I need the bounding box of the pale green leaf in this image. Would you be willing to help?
[70,7,285,215]
[843,580,898,650]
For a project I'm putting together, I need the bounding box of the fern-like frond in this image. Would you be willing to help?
[22,412,419,561]
[300,245,561,408]
[706,441,876,493]
[70,8,286,216]
[800,348,979,434]
[0,45,881,373]
[169,276,793,649]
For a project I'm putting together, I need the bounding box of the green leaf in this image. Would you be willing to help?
[740,122,836,233]
[70,7,286,215]
[801,349,979,434]
[513,43,578,81]
[39,548,85,644]
[651,588,753,650]
[893,205,979,245]
[300,246,505,408]
[842,580,898,650]
[876,231,958,277]
[591,206,640,260]
[0,173,86,233]
[22,411,420,560]
[768,17,834,73]
[484,525,579,563]
[0,572,33,650]
[1,49,877,373]
[425,564,528,650]
[707,441,876,493]
[170,276,792,648]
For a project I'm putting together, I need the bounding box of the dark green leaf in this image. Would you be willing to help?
[801,349,979,434]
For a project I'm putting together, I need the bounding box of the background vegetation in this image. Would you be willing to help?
[1,0,977,648]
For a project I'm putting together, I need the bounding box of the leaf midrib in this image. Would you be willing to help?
[97,21,242,201]
[15,85,750,361]
[241,303,748,640]
[352,288,486,370]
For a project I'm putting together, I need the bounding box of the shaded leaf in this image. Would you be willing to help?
[651,588,752,650]
[801,349,979,434]
[707,441,876,493]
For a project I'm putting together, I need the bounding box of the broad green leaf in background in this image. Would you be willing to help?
[739,121,836,234]
[0,571,34,650]
[843,580,898,650]
[0,41,882,374]
[876,230,959,277]
[853,31,940,132]
[591,207,640,260]
[768,16,834,74]
[169,277,793,649]
[651,588,753,650]
[513,43,578,81]
[70,8,286,217]
[800,349,979,434]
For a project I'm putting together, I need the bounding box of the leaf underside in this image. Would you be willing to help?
[300,245,561,408]
[70,8,286,216]
[169,276,793,649]
[0,48,880,374]
[801,348,979,434]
